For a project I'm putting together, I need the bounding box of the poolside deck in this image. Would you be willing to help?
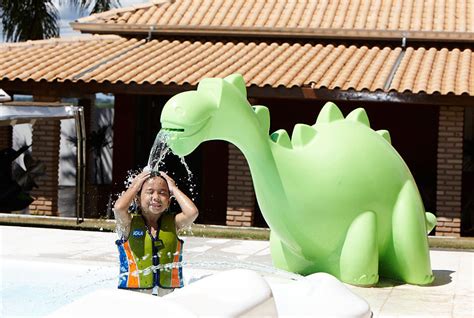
[1,225,472,317]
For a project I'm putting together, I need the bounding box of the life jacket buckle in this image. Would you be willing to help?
[154,239,164,250]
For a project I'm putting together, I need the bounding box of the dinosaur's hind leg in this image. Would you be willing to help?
[340,211,379,286]
[384,180,434,285]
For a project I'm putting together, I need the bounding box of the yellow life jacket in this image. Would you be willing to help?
[116,213,184,289]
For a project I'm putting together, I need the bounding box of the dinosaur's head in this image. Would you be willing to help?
[160,89,216,156]
[160,74,248,156]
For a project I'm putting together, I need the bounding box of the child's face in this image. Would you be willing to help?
[138,176,171,215]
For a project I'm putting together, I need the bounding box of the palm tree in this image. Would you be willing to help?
[0,0,120,42]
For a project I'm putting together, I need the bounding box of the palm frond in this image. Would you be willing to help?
[1,0,120,42]
[89,0,120,13]
[1,0,59,41]
[67,0,120,14]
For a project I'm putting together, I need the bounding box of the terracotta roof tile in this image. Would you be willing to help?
[0,36,472,96]
[389,47,474,94]
[73,0,474,40]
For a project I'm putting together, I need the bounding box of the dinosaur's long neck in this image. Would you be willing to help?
[212,106,299,249]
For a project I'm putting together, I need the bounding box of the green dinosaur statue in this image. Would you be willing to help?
[160,74,437,286]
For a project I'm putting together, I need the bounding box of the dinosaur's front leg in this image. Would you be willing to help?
[270,232,315,275]
[340,211,379,286]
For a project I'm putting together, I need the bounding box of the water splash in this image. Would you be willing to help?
[147,131,197,198]
[180,156,193,178]
[121,260,303,282]
[147,130,198,201]
[178,156,198,200]
[178,224,194,236]
[115,130,198,206]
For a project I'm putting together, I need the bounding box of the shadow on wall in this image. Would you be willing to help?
[59,96,115,219]
[0,145,45,213]
[58,186,76,217]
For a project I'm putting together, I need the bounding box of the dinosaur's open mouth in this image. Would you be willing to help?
[161,117,210,138]
[162,127,185,133]
[161,122,186,135]
[160,120,208,156]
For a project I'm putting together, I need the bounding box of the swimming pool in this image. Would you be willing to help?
[2,259,117,316]
[1,225,118,316]
[0,225,371,317]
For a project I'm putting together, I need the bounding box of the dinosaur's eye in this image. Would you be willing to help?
[174,106,185,116]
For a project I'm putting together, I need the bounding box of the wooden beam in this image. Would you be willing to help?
[0,80,195,98]
[1,79,473,107]
[248,86,474,107]
[70,23,474,43]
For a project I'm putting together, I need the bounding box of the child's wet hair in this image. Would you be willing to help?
[150,170,161,178]
[137,171,170,196]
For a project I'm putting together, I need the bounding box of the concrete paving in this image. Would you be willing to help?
[1,225,473,317]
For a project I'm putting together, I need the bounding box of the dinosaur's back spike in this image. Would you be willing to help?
[253,106,270,134]
[291,124,317,148]
[314,102,344,125]
[346,108,370,127]
[270,129,292,149]
[425,212,437,234]
[377,130,392,144]
[223,74,247,99]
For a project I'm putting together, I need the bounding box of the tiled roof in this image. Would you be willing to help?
[0,36,473,96]
[73,0,474,40]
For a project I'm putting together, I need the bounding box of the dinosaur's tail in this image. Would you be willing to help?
[425,212,437,234]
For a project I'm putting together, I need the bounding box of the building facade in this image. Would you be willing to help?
[0,0,473,236]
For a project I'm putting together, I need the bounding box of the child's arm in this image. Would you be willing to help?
[160,172,199,230]
[113,170,151,238]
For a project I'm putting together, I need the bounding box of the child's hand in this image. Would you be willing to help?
[130,170,151,192]
[159,171,177,194]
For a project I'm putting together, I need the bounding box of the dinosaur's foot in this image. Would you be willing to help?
[349,273,379,287]
[412,273,435,286]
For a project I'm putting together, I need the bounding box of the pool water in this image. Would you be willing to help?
[2,259,117,316]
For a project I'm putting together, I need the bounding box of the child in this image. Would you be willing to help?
[114,170,199,296]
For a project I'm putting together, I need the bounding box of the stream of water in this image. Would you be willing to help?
[147,130,172,172]
[146,130,195,196]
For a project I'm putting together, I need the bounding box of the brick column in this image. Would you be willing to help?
[226,144,255,226]
[0,125,12,149]
[29,120,60,216]
[436,106,464,236]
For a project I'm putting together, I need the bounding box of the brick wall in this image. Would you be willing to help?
[226,144,255,226]
[29,120,61,216]
[0,125,12,149]
[436,106,464,236]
